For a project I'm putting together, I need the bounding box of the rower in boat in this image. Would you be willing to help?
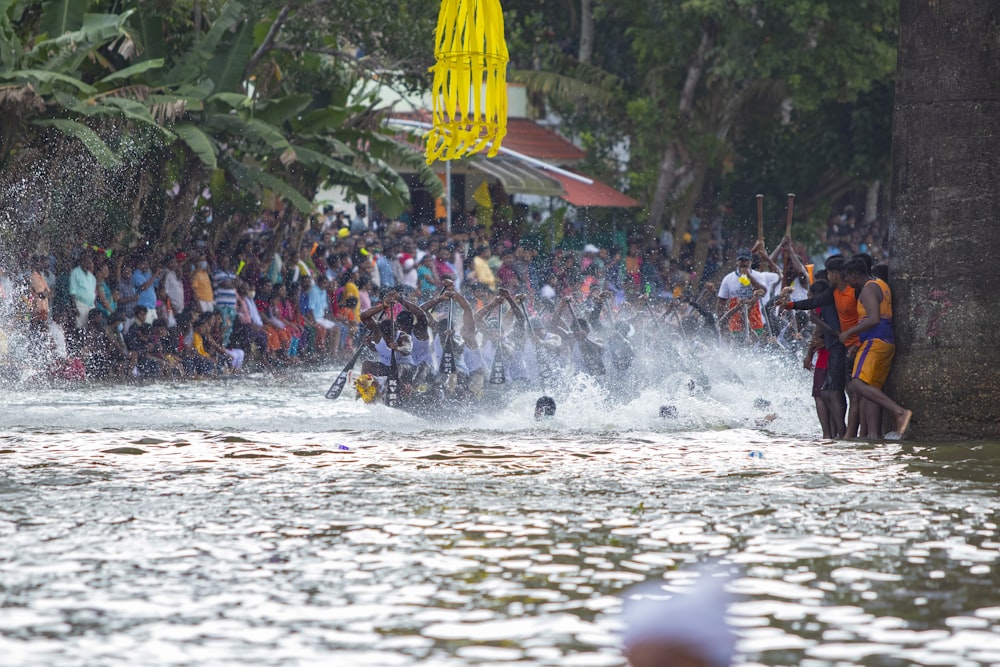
[551,296,606,377]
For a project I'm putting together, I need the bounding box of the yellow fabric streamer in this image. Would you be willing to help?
[426,0,509,164]
[472,180,492,209]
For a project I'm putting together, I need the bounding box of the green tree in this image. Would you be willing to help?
[0,0,442,258]
[506,0,898,266]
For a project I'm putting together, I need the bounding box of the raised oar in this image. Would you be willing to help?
[784,192,795,239]
[520,300,557,387]
[439,297,456,375]
[489,302,506,385]
[783,193,800,334]
[603,294,634,371]
[756,193,764,243]
[782,192,796,283]
[385,307,401,408]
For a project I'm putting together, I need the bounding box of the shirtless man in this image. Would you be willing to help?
[838,258,912,438]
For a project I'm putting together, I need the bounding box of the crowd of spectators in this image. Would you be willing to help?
[0,198,889,383]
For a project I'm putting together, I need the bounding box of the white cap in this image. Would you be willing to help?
[621,570,735,667]
[403,258,415,270]
[583,243,600,253]
[540,284,556,300]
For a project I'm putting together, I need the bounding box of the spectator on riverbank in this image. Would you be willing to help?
[191,256,214,313]
[162,254,185,315]
[29,255,51,326]
[95,261,116,318]
[212,254,239,345]
[69,254,97,329]
[132,256,162,324]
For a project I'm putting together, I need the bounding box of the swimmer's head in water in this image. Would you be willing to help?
[535,396,556,420]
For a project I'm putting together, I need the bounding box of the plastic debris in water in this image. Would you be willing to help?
[337,444,351,451]
[748,450,764,459]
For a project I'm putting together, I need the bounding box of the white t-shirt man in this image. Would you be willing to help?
[717,269,770,330]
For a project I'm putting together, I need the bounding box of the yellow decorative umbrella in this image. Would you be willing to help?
[425,0,509,164]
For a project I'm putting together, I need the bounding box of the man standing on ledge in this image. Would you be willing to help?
[839,259,912,438]
[716,247,768,340]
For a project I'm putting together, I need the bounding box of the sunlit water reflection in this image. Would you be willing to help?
[0,360,998,666]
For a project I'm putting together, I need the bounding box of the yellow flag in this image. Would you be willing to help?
[425,0,509,164]
[473,180,492,209]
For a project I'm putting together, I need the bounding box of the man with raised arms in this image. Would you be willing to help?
[716,248,769,340]
[781,255,858,438]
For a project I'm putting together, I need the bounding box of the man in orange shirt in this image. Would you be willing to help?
[783,256,861,437]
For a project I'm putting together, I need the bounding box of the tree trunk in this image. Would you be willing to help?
[669,164,705,261]
[864,180,879,225]
[888,0,1000,439]
[245,3,294,83]
[161,151,206,249]
[647,27,712,236]
[578,0,594,65]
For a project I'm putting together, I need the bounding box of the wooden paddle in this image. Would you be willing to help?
[384,307,401,408]
[756,193,764,243]
[784,193,795,239]
[603,294,634,371]
[520,300,557,386]
[489,302,506,385]
[324,342,368,400]
[439,297,456,375]
[783,193,799,333]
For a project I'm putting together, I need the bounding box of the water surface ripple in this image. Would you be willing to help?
[0,371,998,666]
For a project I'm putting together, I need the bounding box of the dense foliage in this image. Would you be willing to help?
[507,0,898,250]
[0,0,441,259]
[0,0,898,260]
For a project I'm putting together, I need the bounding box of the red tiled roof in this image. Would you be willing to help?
[387,112,633,205]
[547,170,641,208]
[388,112,585,163]
[500,119,586,163]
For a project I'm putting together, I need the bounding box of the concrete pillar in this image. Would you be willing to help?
[889,0,1000,439]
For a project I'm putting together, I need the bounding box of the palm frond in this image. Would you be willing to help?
[149,97,189,125]
[510,67,618,108]
[33,118,120,168]
[97,59,164,87]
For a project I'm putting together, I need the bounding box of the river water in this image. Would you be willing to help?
[0,348,998,667]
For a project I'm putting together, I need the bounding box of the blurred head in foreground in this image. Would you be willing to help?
[621,568,735,667]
